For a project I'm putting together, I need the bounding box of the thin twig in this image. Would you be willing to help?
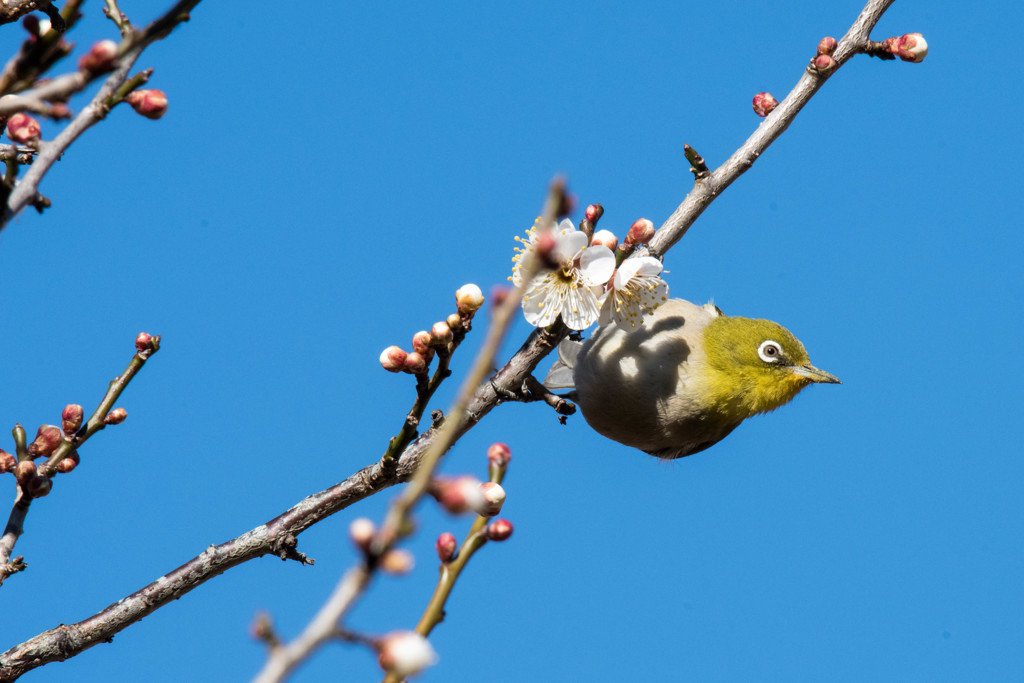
[1,0,201,230]
[0,336,161,590]
[649,0,896,257]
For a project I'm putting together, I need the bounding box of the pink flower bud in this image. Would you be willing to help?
[817,36,838,56]
[486,518,514,541]
[430,321,453,347]
[28,425,62,458]
[894,33,927,63]
[403,351,427,375]
[104,408,127,425]
[135,332,154,353]
[585,204,604,224]
[26,475,52,498]
[489,285,511,309]
[752,92,779,117]
[487,442,511,469]
[349,517,375,551]
[477,482,506,517]
[411,331,432,355]
[126,89,168,120]
[78,39,118,73]
[7,113,40,143]
[56,451,80,474]
[812,54,836,73]
[378,631,438,677]
[433,475,484,515]
[62,404,84,435]
[591,229,618,250]
[436,532,457,562]
[455,283,484,314]
[0,450,16,473]
[49,103,70,120]
[380,345,407,372]
[625,218,655,246]
[16,460,36,485]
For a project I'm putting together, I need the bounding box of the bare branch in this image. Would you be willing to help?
[649,0,896,257]
[1,0,201,229]
[0,334,161,589]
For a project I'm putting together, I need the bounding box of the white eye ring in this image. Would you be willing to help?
[758,340,783,363]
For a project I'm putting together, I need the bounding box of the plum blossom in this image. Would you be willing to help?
[599,254,669,329]
[512,218,614,330]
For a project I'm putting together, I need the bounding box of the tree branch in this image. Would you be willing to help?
[1,0,201,230]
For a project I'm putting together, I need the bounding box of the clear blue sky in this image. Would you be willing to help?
[2,1,1021,681]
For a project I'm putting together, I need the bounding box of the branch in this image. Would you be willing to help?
[1,0,201,229]
[649,0,896,256]
[0,333,161,590]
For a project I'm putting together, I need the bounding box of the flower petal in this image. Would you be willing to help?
[553,229,587,264]
[579,245,615,287]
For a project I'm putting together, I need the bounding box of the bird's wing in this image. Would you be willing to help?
[542,338,583,390]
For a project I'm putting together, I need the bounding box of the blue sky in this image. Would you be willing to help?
[1,1,1021,681]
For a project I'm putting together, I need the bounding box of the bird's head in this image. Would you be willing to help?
[697,315,839,420]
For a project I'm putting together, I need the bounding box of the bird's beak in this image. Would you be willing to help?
[791,363,841,384]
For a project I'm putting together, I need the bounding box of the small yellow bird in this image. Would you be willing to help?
[545,299,839,458]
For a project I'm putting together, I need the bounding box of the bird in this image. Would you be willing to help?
[544,299,839,459]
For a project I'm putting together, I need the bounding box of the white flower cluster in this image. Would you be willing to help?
[511,218,668,331]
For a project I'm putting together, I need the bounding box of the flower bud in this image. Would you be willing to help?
[403,351,427,375]
[378,631,438,678]
[62,404,84,435]
[0,450,15,473]
[126,89,168,120]
[477,482,506,517]
[435,532,457,562]
[432,475,484,515]
[405,333,429,357]
[625,218,655,246]
[135,332,154,354]
[489,285,511,309]
[349,517,375,551]
[56,451,80,474]
[445,313,464,333]
[380,548,415,575]
[752,92,778,117]
[105,408,127,425]
[7,113,40,143]
[430,321,453,347]
[585,203,604,224]
[26,475,52,498]
[49,102,70,119]
[486,518,514,542]
[812,54,836,73]
[78,39,118,73]
[894,33,927,63]
[28,425,62,458]
[591,229,618,250]
[455,283,484,314]
[380,345,407,372]
[817,36,838,56]
[487,442,511,469]
[16,460,36,485]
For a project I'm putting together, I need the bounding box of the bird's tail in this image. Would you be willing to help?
[542,338,583,392]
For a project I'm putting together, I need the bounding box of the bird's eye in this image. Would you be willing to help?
[758,340,783,363]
